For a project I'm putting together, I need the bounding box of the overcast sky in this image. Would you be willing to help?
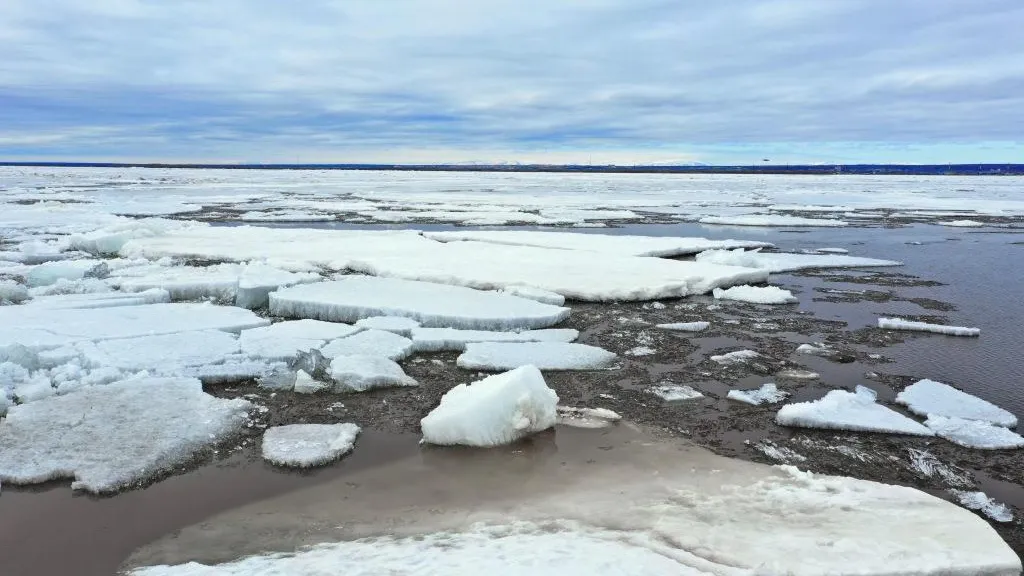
[2,0,1022,164]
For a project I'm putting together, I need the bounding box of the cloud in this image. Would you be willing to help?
[0,0,1022,162]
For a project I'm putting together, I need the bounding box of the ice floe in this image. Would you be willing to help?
[261,423,360,468]
[328,355,417,392]
[710,349,760,364]
[420,365,558,447]
[118,262,319,308]
[424,230,771,257]
[651,384,704,401]
[0,280,29,304]
[713,285,797,304]
[73,330,241,374]
[320,329,415,361]
[555,406,622,429]
[497,284,566,306]
[699,214,848,227]
[796,343,833,356]
[776,386,934,436]
[457,342,617,371]
[656,321,710,332]
[293,370,330,394]
[0,377,250,493]
[896,379,1017,428]
[878,318,980,337]
[354,316,421,337]
[924,415,1024,450]
[696,248,901,272]
[727,383,789,405]
[907,449,973,488]
[26,259,106,287]
[270,276,570,330]
[939,220,986,228]
[238,320,362,361]
[951,490,1014,523]
[410,327,579,352]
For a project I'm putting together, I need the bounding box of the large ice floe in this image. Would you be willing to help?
[776,386,934,436]
[924,416,1024,450]
[0,377,251,493]
[319,329,415,361]
[238,320,362,361]
[420,366,558,447]
[878,317,981,337]
[457,342,617,371]
[699,214,849,227]
[117,262,320,309]
[896,379,1017,428]
[270,276,570,330]
[712,285,797,304]
[410,327,578,352]
[329,355,417,392]
[696,247,902,272]
[261,423,361,468]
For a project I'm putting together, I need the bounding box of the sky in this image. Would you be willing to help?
[1,0,1022,165]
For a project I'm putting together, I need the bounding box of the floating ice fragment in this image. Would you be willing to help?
[556,406,622,428]
[457,342,617,371]
[728,383,789,405]
[896,379,1016,427]
[878,318,980,337]
[411,327,578,352]
[713,285,797,304]
[656,321,710,332]
[320,329,414,361]
[328,355,417,392]
[710,350,760,364]
[696,248,901,272]
[924,415,1024,450]
[951,490,1014,522]
[651,384,704,401]
[776,386,934,436]
[262,423,360,468]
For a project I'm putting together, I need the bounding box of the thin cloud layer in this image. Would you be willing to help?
[1,0,1022,163]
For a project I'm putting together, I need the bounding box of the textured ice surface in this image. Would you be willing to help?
[293,370,330,394]
[0,302,269,352]
[118,262,319,308]
[497,285,566,306]
[896,379,1017,427]
[457,342,617,371]
[0,377,250,493]
[239,320,361,361]
[710,349,760,364]
[354,316,421,337]
[713,285,797,304]
[696,248,901,272]
[555,406,622,428]
[924,416,1024,449]
[951,491,1014,523]
[271,276,570,330]
[728,383,789,405]
[75,330,241,373]
[424,230,771,257]
[25,259,106,287]
[656,321,710,332]
[21,288,170,310]
[320,329,415,361]
[878,318,980,337]
[261,423,360,468]
[777,387,934,436]
[0,280,29,303]
[411,327,579,352]
[421,366,558,447]
[699,214,848,227]
[329,355,417,392]
[907,449,973,488]
[651,384,704,401]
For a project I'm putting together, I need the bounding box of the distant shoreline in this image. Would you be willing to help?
[1,161,1022,176]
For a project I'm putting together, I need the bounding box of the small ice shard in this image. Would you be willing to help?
[710,350,760,364]
[261,423,360,468]
[457,342,617,371]
[796,343,832,356]
[656,321,710,332]
[355,316,421,337]
[950,490,1014,523]
[712,285,797,304]
[896,379,1017,428]
[293,370,330,394]
[878,318,979,337]
[727,383,789,405]
[420,365,558,447]
[320,329,414,361]
[651,384,704,401]
[328,355,417,392]
[556,406,622,428]
[498,285,566,306]
[410,327,578,352]
[776,386,934,436]
[625,346,656,357]
[924,415,1024,450]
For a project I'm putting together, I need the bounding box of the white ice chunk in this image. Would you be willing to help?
[656,321,710,332]
[411,327,579,352]
[26,259,105,287]
[271,276,570,330]
[796,343,832,356]
[878,318,980,337]
[293,370,330,394]
[710,349,760,364]
[815,247,849,254]
[22,288,170,310]
[239,320,361,361]
[699,214,848,227]
[420,365,558,447]
[118,262,318,308]
[939,220,986,227]
[696,248,901,272]
[189,360,285,385]
[896,379,1017,428]
[728,383,789,405]
[457,342,617,371]
[951,490,1014,523]
[354,316,421,337]
[321,329,414,361]
[626,346,657,356]
[556,406,622,428]
[0,280,29,303]
[424,230,771,257]
[76,330,241,373]
[777,387,935,436]
[261,423,360,468]
[498,285,566,306]
[713,285,797,304]
[651,384,704,401]
[924,415,1024,450]
[69,218,195,255]
[328,355,417,392]
[0,377,250,493]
